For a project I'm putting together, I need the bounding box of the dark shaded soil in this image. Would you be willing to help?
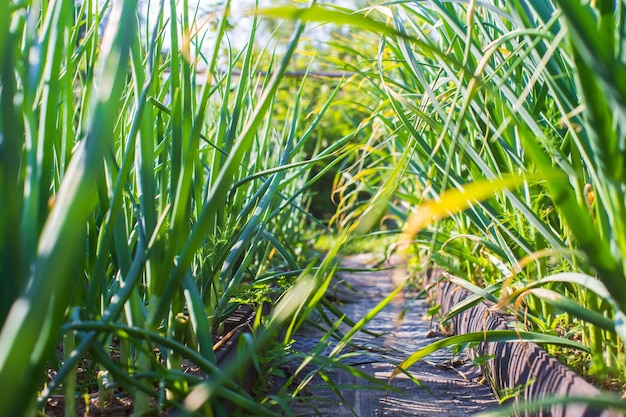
[45,393,154,417]
[40,305,261,416]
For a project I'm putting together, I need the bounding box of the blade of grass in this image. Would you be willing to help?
[391,330,591,381]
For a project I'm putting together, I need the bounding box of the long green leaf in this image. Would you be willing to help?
[391,330,590,381]
[0,2,138,415]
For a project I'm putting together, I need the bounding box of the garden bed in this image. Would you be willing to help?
[423,268,621,417]
[43,305,259,416]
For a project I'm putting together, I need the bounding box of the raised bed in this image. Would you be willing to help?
[424,268,621,417]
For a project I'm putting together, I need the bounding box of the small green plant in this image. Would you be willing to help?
[498,377,536,404]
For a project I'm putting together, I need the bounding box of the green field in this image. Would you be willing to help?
[1,1,626,415]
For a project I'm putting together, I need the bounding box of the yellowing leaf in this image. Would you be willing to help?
[399,175,527,254]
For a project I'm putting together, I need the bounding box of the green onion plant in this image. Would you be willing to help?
[327,0,626,398]
[0,1,353,415]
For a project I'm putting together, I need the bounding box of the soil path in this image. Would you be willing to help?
[275,254,498,416]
